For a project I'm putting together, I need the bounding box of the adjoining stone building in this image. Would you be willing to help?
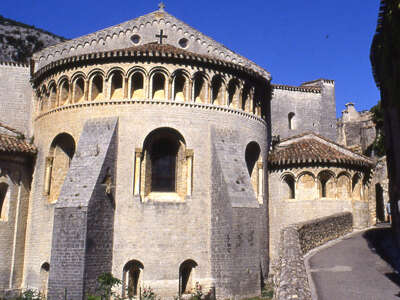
[0,5,381,300]
[268,132,373,266]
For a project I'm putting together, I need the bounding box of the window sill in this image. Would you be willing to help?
[144,192,183,203]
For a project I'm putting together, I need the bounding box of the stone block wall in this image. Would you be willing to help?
[273,212,353,300]
[47,118,118,300]
[271,79,337,141]
[0,156,32,292]
[0,62,32,136]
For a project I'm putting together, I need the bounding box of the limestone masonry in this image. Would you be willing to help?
[0,6,383,300]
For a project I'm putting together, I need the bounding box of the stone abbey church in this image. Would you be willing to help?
[0,5,378,300]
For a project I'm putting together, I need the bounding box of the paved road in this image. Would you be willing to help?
[307,226,400,300]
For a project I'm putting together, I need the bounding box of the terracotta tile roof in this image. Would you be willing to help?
[0,134,36,155]
[268,132,373,167]
[0,123,36,155]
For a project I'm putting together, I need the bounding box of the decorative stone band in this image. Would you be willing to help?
[0,61,29,68]
[273,212,353,300]
[34,98,267,125]
[272,84,321,94]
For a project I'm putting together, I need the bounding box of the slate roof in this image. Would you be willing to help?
[268,132,373,167]
[0,123,36,155]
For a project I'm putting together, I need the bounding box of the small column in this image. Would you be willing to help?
[188,79,193,102]
[84,79,89,102]
[44,157,54,195]
[186,150,194,196]
[134,148,142,196]
[257,161,263,203]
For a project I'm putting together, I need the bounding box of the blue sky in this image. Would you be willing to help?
[2,0,381,116]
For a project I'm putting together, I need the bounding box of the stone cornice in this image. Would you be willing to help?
[0,61,29,68]
[272,84,321,94]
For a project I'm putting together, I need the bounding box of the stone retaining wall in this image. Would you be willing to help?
[273,212,353,300]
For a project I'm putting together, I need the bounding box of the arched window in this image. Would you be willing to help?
[179,260,197,295]
[211,75,224,105]
[297,172,316,200]
[193,73,206,103]
[0,182,9,221]
[352,173,362,200]
[337,173,351,199]
[122,260,144,298]
[288,112,295,130]
[59,79,70,105]
[245,142,262,198]
[39,86,48,111]
[90,74,104,101]
[227,79,239,108]
[73,77,85,103]
[152,73,166,100]
[110,71,124,99]
[241,85,250,112]
[318,171,335,198]
[282,174,295,199]
[49,83,57,108]
[130,72,145,99]
[173,73,187,101]
[40,262,50,297]
[46,133,76,203]
[142,128,187,197]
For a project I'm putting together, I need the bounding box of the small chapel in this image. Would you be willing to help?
[0,5,376,300]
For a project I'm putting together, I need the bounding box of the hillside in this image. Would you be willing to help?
[0,15,67,63]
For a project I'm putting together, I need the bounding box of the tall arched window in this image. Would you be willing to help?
[352,173,362,200]
[0,182,9,221]
[227,79,239,108]
[152,73,166,100]
[110,71,124,99]
[142,128,187,197]
[122,260,144,298]
[59,79,70,105]
[282,174,295,199]
[73,77,85,103]
[337,173,351,199]
[40,86,48,111]
[241,85,250,111]
[211,75,224,105]
[90,74,104,101]
[245,142,262,198]
[45,133,76,203]
[49,83,57,108]
[173,73,187,101]
[130,72,145,99]
[193,73,206,103]
[179,260,197,295]
[288,112,295,130]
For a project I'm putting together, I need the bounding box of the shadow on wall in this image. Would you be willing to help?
[362,225,400,287]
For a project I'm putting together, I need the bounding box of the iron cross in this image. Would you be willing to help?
[156,29,168,44]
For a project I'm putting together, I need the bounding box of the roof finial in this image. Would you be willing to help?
[158,2,165,11]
